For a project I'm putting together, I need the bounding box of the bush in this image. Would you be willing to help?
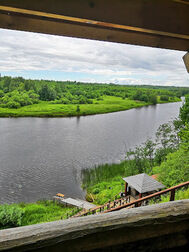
[92,188,100,194]
[7,100,21,109]
[0,205,24,229]
[0,90,4,98]
[76,105,80,113]
[160,95,169,101]
[149,94,157,105]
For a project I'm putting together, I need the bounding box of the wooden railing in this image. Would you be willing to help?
[73,195,131,217]
[74,181,189,217]
[104,180,189,213]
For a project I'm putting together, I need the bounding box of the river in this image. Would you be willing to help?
[0,101,183,204]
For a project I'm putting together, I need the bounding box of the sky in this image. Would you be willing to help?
[0,28,188,87]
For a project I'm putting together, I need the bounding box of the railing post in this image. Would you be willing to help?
[170,189,175,201]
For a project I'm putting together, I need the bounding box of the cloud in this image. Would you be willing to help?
[0,28,188,86]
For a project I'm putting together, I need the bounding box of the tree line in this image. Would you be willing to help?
[0,76,188,109]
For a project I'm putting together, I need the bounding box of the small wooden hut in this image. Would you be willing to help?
[122,173,165,199]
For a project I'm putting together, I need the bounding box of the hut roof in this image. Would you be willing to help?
[123,173,165,194]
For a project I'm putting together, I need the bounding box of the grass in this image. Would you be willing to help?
[0,96,180,117]
[85,176,124,205]
[82,160,135,205]
[82,161,129,189]
[0,200,80,229]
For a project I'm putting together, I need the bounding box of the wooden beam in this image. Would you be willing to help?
[0,0,188,51]
[0,5,188,41]
[125,183,128,196]
[183,52,189,73]
[0,12,188,51]
[170,189,176,201]
[0,200,188,251]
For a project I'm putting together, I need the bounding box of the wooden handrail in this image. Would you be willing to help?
[104,181,189,213]
[76,181,189,217]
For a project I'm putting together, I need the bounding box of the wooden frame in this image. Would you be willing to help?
[0,0,188,51]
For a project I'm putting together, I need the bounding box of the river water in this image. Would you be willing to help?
[0,101,183,204]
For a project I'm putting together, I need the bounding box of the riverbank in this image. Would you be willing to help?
[82,140,189,205]
[0,96,180,117]
[0,200,79,230]
[82,157,189,205]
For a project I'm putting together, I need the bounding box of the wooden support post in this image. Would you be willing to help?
[170,189,175,201]
[183,52,189,73]
[125,182,128,196]
[138,193,142,206]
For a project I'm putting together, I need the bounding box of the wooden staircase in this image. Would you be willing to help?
[73,195,134,218]
[72,181,189,218]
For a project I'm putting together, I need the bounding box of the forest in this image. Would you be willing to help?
[0,76,188,117]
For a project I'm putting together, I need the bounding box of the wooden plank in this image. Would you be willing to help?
[0,12,188,51]
[0,5,188,40]
[0,0,188,36]
[0,200,188,251]
[0,0,188,51]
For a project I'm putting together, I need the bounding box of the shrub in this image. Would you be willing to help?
[0,90,4,98]
[76,105,80,113]
[160,95,169,101]
[7,100,21,109]
[92,188,100,194]
[0,205,24,229]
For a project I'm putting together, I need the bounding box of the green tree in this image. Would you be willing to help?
[149,94,157,105]
[0,90,4,98]
[76,105,80,113]
[180,95,189,124]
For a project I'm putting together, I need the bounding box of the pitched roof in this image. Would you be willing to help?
[122,173,165,194]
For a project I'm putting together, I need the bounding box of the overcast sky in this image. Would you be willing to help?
[0,28,188,86]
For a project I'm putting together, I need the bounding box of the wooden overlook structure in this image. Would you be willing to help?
[0,0,189,251]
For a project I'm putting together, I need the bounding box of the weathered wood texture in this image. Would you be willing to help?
[0,200,189,251]
[0,0,188,51]
[183,52,189,73]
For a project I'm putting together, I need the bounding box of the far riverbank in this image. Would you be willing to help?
[0,96,180,117]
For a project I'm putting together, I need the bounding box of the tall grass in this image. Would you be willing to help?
[81,159,142,205]
[81,158,146,189]
[81,161,128,189]
[0,200,79,229]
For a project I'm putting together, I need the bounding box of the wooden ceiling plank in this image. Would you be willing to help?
[0,0,188,36]
[0,12,188,51]
[0,5,188,41]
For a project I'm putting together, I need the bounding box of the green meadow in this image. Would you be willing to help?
[0,95,180,117]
